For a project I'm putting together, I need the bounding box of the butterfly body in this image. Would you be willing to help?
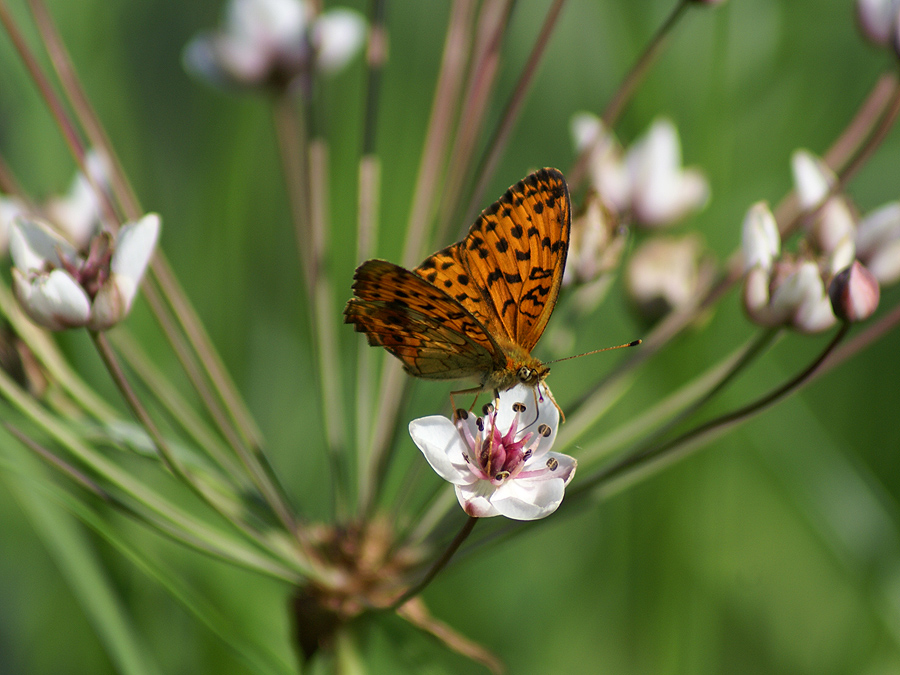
[345,168,570,401]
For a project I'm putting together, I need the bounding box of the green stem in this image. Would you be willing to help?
[391,516,478,610]
[574,324,850,499]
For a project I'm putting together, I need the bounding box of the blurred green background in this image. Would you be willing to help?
[1,0,900,673]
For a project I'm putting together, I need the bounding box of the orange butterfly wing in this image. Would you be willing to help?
[345,259,506,380]
[415,168,570,352]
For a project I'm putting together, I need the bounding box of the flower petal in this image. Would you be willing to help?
[9,217,78,272]
[13,268,91,330]
[455,483,500,518]
[409,416,475,484]
[492,474,567,520]
[791,149,834,211]
[313,8,367,73]
[742,202,780,272]
[111,213,160,309]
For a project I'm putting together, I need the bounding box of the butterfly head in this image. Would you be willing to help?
[516,364,548,386]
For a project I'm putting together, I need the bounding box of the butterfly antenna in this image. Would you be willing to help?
[545,339,642,365]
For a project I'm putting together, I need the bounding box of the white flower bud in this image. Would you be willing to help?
[856,201,900,285]
[742,202,780,272]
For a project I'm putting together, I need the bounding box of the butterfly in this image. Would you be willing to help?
[344,167,570,411]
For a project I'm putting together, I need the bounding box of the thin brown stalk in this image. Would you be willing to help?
[18,0,267,460]
[464,0,568,227]
[400,0,477,267]
[360,0,478,516]
[90,331,292,549]
[355,156,381,505]
[309,140,350,516]
[568,0,691,189]
[398,598,504,674]
[0,0,85,170]
[26,0,139,221]
[434,0,512,246]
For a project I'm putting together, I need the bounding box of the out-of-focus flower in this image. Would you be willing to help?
[626,233,707,322]
[563,193,626,289]
[571,114,709,229]
[742,201,780,272]
[0,194,26,257]
[623,118,709,227]
[829,260,880,322]
[408,384,575,521]
[10,214,160,331]
[856,201,900,285]
[184,0,366,92]
[741,202,837,333]
[791,149,856,257]
[45,149,111,250]
[856,0,900,45]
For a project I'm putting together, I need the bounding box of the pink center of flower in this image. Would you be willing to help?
[456,404,550,486]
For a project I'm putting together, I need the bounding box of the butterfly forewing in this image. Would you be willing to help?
[345,260,504,379]
[458,168,570,351]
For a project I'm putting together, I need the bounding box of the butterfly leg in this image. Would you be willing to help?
[539,381,566,424]
[450,386,486,420]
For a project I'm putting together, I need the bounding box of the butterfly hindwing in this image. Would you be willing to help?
[345,259,504,380]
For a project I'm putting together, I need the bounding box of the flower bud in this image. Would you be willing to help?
[856,201,900,285]
[829,260,880,322]
[626,234,705,322]
[10,214,160,331]
[856,0,900,45]
[183,0,366,92]
[791,149,856,255]
[742,201,780,272]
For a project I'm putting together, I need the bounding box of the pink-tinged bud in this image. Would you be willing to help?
[856,0,900,45]
[829,261,880,322]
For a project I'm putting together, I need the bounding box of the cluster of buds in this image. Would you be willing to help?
[741,149,894,331]
[183,0,366,93]
[10,214,159,331]
[0,150,110,257]
[568,113,711,321]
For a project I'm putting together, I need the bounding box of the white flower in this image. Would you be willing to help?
[183,0,366,91]
[856,201,900,285]
[10,214,160,331]
[409,384,576,521]
[571,114,709,228]
[625,118,709,227]
[742,201,780,272]
[791,149,856,256]
[856,0,900,45]
[743,257,837,334]
[625,233,706,322]
[45,149,111,249]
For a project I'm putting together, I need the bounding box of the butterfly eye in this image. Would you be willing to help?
[517,366,536,384]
